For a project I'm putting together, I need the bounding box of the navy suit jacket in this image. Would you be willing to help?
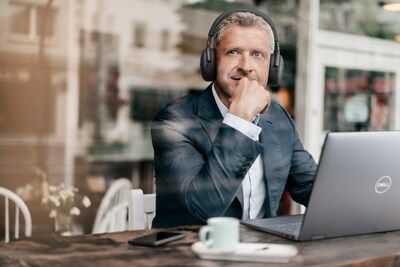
[151,84,317,228]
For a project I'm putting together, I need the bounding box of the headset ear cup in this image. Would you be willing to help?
[200,48,216,81]
[268,54,284,87]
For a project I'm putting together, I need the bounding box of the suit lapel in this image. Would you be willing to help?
[259,107,283,217]
[197,84,224,142]
[196,84,245,211]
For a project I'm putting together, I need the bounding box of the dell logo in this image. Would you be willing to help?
[375,176,392,194]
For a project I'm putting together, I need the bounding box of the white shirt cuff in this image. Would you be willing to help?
[223,113,262,141]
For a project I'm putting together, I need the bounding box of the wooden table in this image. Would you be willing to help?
[1,225,400,266]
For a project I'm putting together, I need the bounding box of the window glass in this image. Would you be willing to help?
[133,22,146,48]
[9,3,57,38]
[160,29,170,51]
[9,3,31,35]
[320,0,400,41]
[36,6,57,37]
[324,67,395,132]
[1,0,399,232]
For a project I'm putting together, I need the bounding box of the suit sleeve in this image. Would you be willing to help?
[284,114,317,206]
[151,106,262,222]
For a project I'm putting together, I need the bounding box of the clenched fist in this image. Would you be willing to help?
[227,77,270,122]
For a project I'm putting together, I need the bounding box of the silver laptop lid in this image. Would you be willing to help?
[299,131,400,241]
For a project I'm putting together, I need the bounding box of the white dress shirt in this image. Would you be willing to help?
[212,85,266,219]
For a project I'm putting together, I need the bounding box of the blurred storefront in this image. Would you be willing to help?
[298,1,400,159]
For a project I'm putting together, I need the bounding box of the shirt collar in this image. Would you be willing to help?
[211,84,228,118]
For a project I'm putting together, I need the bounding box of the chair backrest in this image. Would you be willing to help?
[128,189,156,230]
[94,201,129,233]
[92,178,132,234]
[0,187,32,243]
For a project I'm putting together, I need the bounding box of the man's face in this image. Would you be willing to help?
[214,24,271,107]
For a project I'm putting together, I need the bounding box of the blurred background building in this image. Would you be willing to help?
[0,0,399,234]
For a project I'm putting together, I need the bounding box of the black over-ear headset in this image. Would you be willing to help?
[200,8,284,87]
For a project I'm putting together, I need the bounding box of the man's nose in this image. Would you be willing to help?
[238,54,253,74]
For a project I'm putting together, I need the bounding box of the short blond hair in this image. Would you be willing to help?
[212,11,275,53]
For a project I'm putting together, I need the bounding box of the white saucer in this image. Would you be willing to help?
[191,242,298,263]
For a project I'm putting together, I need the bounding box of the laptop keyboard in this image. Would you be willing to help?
[268,222,302,235]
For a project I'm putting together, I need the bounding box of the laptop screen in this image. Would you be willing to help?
[241,131,400,241]
[299,131,400,240]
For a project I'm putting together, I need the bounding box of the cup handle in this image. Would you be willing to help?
[199,226,213,248]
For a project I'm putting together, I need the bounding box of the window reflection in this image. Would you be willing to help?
[324,67,395,132]
[9,2,57,39]
[133,22,146,49]
[319,0,398,41]
[9,4,31,36]
[0,0,399,234]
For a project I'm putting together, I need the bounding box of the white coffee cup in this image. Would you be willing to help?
[199,217,239,253]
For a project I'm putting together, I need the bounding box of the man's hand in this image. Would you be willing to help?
[227,78,270,122]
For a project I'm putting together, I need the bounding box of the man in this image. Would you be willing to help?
[151,9,317,228]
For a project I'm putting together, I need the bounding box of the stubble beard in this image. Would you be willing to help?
[214,76,234,107]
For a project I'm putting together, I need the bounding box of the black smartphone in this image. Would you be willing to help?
[128,231,186,247]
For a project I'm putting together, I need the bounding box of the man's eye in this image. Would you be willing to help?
[227,50,238,55]
[253,51,263,58]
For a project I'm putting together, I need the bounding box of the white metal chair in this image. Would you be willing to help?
[92,178,132,234]
[128,189,156,230]
[0,187,32,243]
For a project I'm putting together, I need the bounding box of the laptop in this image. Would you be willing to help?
[241,131,400,241]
